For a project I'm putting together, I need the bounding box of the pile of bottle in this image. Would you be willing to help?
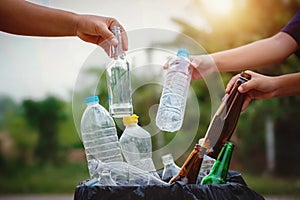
[80,25,237,187]
[81,96,174,186]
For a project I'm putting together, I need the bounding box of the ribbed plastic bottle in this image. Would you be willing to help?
[80,96,123,178]
[201,142,234,185]
[156,48,192,132]
[106,25,133,118]
[161,154,180,182]
[120,114,159,178]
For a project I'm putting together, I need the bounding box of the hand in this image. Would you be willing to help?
[75,15,128,54]
[225,70,278,111]
[189,55,218,80]
[163,54,218,80]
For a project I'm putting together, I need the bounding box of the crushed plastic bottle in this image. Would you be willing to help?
[95,161,168,186]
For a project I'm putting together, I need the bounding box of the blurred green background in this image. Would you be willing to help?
[0,0,300,197]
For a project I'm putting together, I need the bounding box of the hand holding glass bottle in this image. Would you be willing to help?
[106,26,133,118]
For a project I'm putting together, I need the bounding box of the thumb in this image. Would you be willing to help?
[103,29,118,46]
[238,79,257,93]
[189,56,199,68]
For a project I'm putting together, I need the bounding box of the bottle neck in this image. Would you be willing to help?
[110,27,125,60]
[86,101,98,106]
[209,143,234,180]
[164,161,177,168]
[125,123,138,128]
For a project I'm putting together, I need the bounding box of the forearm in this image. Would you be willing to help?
[0,0,78,36]
[273,72,300,97]
[211,32,298,72]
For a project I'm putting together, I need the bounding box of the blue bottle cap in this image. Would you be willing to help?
[85,96,99,103]
[177,48,190,58]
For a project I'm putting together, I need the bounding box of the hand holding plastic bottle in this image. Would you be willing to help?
[163,54,217,80]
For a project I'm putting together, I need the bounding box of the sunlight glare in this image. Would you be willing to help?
[202,0,234,16]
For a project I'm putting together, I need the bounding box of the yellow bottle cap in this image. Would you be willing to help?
[123,114,139,125]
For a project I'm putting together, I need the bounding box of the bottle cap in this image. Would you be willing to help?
[177,48,190,58]
[123,114,139,125]
[224,141,235,150]
[85,96,99,103]
[161,154,174,165]
[198,138,204,145]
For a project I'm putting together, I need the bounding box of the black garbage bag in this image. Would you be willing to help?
[74,171,265,200]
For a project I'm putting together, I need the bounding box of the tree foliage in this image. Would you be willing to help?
[22,96,67,164]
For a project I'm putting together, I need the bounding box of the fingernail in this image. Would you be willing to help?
[238,86,243,92]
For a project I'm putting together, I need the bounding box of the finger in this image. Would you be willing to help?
[100,41,111,56]
[110,20,128,51]
[97,28,118,47]
[238,79,258,94]
[190,56,204,80]
[189,56,199,69]
[241,95,251,111]
[163,58,172,70]
[225,74,239,94]
[120,25,128,51]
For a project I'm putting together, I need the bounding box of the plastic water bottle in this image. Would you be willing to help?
[106,25,133,118]
[97,161,168,186]
[98,168,117,186]
[120,114,159,178]
[161,154,180,182]
[196,138,216,184]
[156,48,192,132]
[80,96,123,178]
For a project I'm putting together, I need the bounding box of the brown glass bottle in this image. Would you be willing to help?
[169,72,251,184]
[169,144,205,184]
[204,71,251,159]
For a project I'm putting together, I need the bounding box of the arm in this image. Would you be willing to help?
[0,0,127,49]
[189,32,298,79]
[226,70,300,111]
[211,32,298,71]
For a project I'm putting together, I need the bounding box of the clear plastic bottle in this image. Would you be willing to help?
[120,114,159,178]
[161,154,180,182]
[156,48,192,132]
[80,96,123,178]
[196,138,216,184]
[106,26,133,118]
[97,161,168,186]
[99,168,117,186]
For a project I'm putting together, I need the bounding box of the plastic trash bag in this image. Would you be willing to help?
[74,171,265,200]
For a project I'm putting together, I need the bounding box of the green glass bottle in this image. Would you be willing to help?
[201,142,234,185]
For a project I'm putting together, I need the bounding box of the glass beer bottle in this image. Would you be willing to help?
[205,71,251,159]
[169,144,205,184]
[201,142,234,185]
